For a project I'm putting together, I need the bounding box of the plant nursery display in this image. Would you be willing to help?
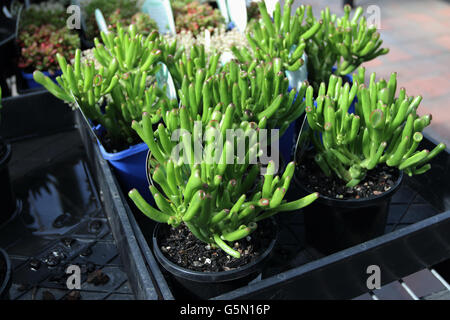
[304,5,389,90]
[1,0,447,302]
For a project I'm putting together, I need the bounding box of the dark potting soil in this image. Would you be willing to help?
[158,219,275,273]
[297,154,400,200]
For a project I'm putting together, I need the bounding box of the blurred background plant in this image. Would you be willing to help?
[164,26,250,57]
[17,24,80,73]
[172,0,224,36]
[19,0,69,29]
[80,0,158,39]
[107,9,157,35]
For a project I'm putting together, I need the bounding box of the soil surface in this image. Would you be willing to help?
[297,154,400,200]
[158,219,275,272]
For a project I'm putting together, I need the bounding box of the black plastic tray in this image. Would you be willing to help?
[76,111,450,299]
[75,110,166,300]
[0,90,75,141]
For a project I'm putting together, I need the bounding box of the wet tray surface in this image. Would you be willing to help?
[0,131,135,300]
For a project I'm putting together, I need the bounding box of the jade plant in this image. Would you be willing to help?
[305,67,446,187]
[33,25,169,149]
[232,0,322,74]
[129,103,318,258]
[305,5,389,90]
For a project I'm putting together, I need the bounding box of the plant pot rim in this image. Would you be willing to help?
[97,138,148,161]
[294,168,404,208]
[0,248,11,298]
[152,219,278,283]
[20,69,62,77]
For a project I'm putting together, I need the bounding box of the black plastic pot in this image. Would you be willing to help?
[294,171,404,255]
[0,139,16,226]
[0,248,12,300]
[152,221,278,300]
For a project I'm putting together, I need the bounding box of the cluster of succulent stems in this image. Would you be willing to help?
[306,67,446,187]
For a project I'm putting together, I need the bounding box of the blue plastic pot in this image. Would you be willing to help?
[21,70,62,89]
[97,140,153,202]
[91,125,153,203]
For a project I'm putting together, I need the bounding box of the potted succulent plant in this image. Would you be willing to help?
[295,68,446,254]
[232,0,321,85]
[304,5,389,92]
[231,0,322,161]
[128,60,318,299]
[33,25,168,200]
[17,24,80,89]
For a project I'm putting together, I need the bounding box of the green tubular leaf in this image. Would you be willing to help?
[390,98,409,131]
[222,226,254,242]
[387,72,397,105]
[238,205,256,221]
[156,123,173,156]
[412,164,431,175]
[257,94,283,120]
[269,187,286,208]
[33,71,73,102]
[184,169,202,203]
[276,192,319,212]
[301,20,323,41]
[421,143,446,165]
[128,189,170,223]
[151,187,176,215]
[386,135,410,167]
[262,161,275,198]
[213,234,240,258]
[165,159,178,196]
[183,190,206,222]
[398,150,429,170]
[230,194,246,216]
[142,113,165,164]
[211,209,229,225]
[365,141,387,170]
